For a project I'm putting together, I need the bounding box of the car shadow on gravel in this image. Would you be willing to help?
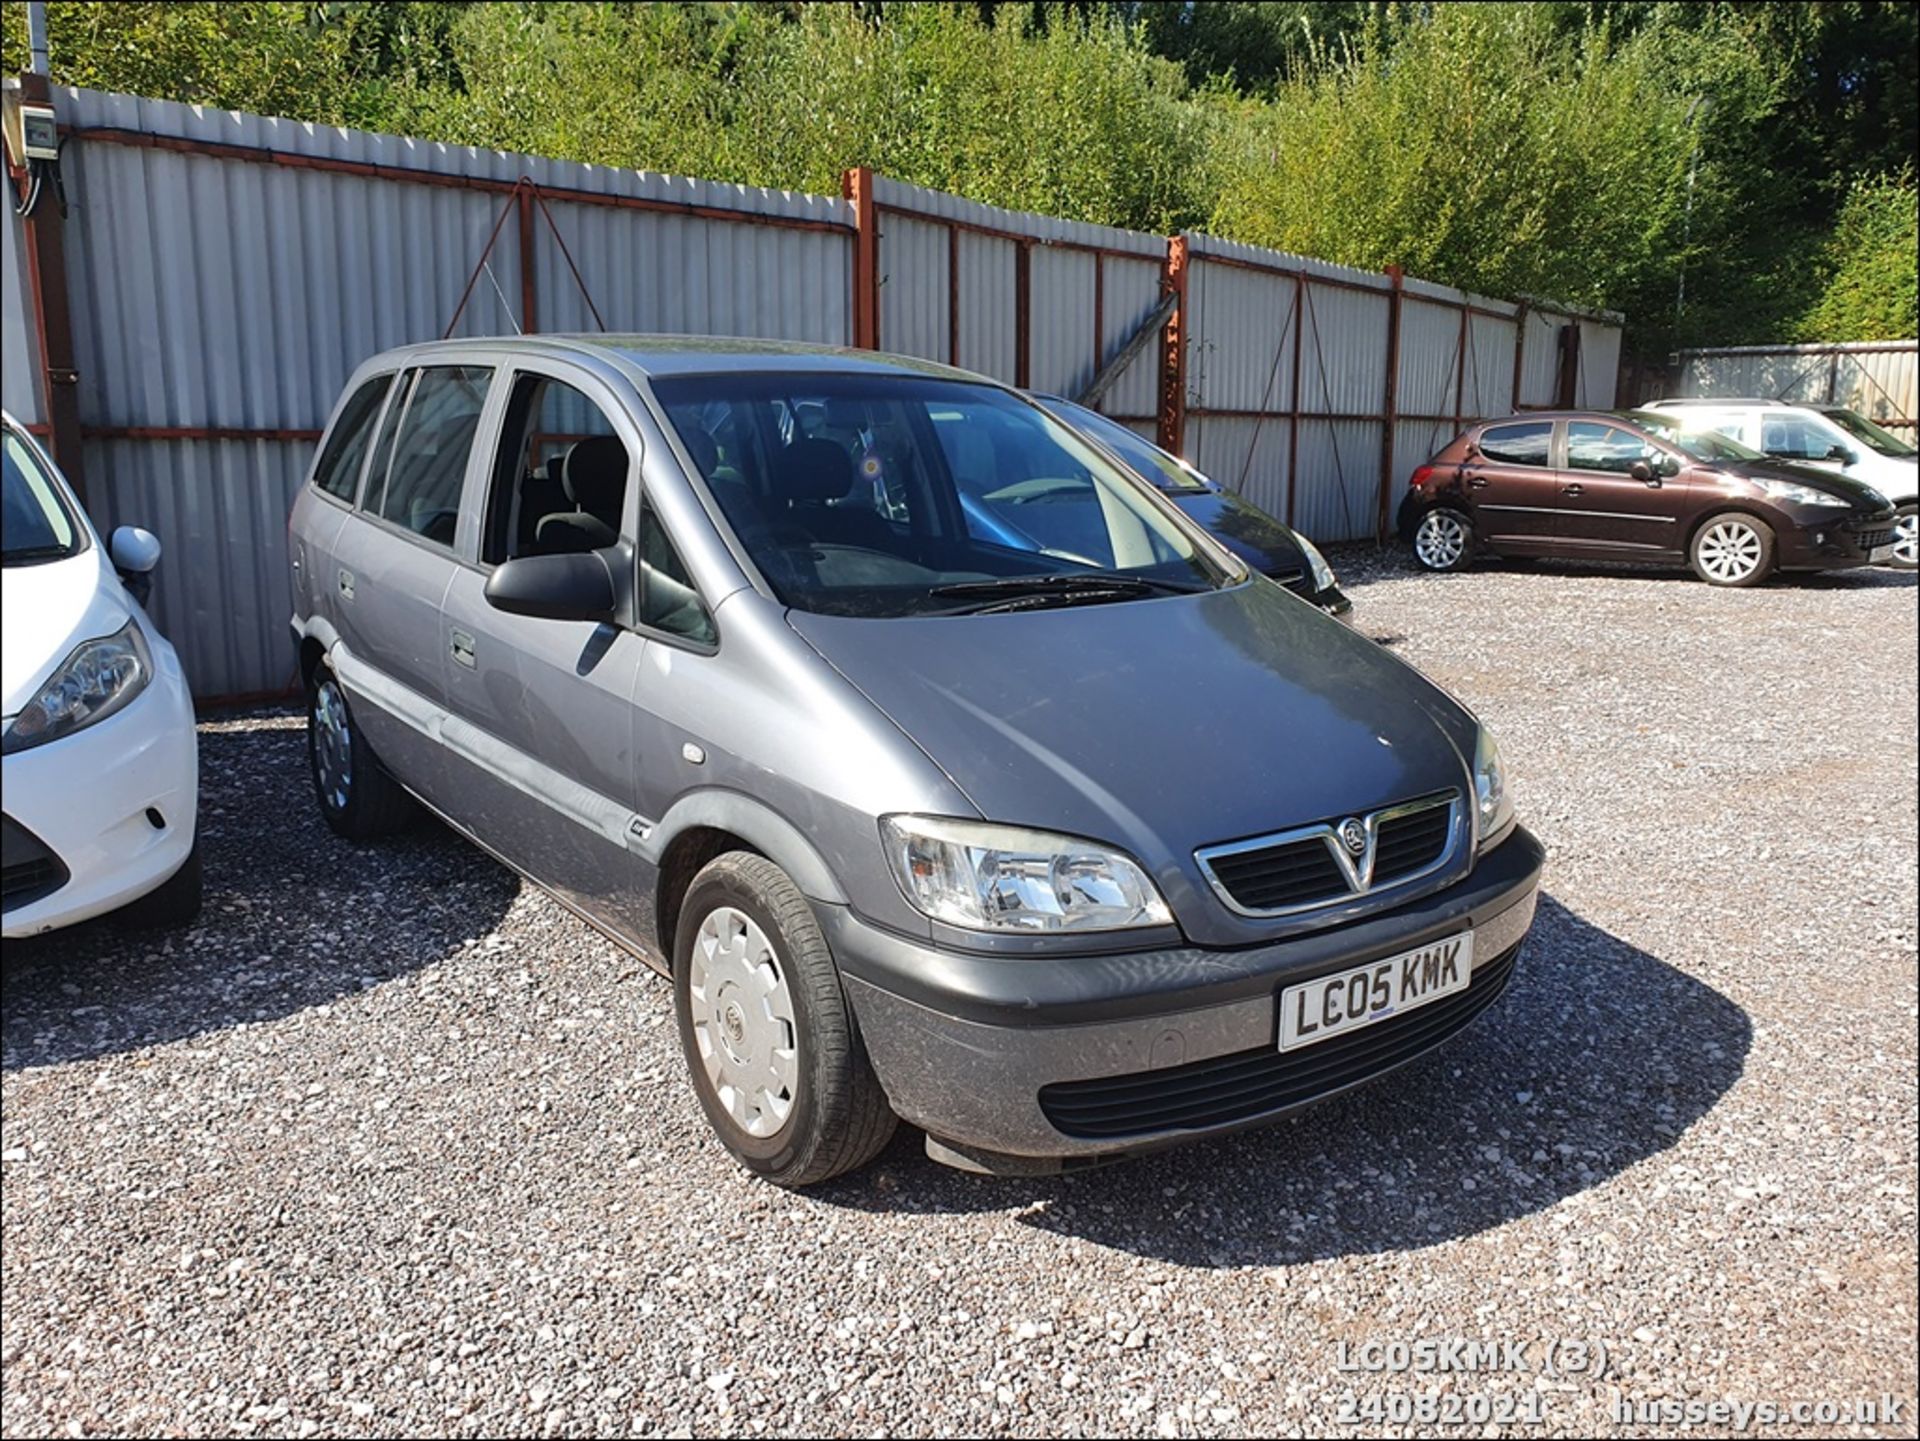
[1,712,518,1073]
[824,893,1753,1266]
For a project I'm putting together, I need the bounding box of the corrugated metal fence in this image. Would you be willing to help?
[1669,342,1916,441]
[3,85,1620,699]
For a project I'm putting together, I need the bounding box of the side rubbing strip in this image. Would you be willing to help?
[329,647,652,849]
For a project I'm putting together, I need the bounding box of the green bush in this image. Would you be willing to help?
[1796,173,1919,342]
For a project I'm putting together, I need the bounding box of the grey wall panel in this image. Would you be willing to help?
[1189,415,1291,524]
[1516,309,1564,408]
[1297,284,1389,416]
[536,200,849,343]
[1463,312,1517,420]
[1029,247,1096,397]
[1097,256,1164,418]
[1187,259,1295,412]
[876,210,948,361]
[955,231,1017,382]
[1292,420,1381,543]
[2,200,41,423]
[84,436,308,698]
[1396,298,1463,418]
[1678,343,1917,438]
[1576,319,1620,408]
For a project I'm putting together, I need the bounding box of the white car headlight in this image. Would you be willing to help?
[1294,533,1338,593]
[1472,726,1515,853]
[2,620,153,755]
[881,815,1172,933]
[1752,478,1850,508]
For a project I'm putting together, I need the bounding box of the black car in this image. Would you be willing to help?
[1036,394,1353,619]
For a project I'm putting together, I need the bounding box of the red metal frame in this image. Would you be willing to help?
[1014,241,1032,390]
[843,167,879,350]
[1158,236,1189,454]
[15,75,87,505]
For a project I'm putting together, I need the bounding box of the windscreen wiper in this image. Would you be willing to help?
[928,572,1207,600]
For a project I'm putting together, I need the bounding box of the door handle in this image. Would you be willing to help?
[1465,472,1490,489]
[450,629,477,669]
[1561,483,1584,497]
[337,568,355,601]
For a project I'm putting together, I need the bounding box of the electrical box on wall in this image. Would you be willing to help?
[3,84,59,167]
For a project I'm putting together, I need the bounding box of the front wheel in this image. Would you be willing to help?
[1690,513,1775,587]
[1888,502,1917,571]
[1411,508,1475,572]
[674,852,896,1186]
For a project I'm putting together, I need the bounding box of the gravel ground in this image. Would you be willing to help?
[3,551,1915,1439]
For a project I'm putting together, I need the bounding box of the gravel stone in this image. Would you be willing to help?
[3,550,1915,1437]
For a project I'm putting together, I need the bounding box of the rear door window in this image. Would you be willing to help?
[312,374,393,502]
[373,366,492,547]
[1478,422,1553,467]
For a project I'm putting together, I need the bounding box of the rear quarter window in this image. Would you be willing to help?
[312,375,394,502]
[1478,421,1553,467]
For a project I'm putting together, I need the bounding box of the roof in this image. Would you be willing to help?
[372,333,984,383]
[1642,397,1821,410]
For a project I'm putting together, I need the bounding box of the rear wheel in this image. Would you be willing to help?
[308,668,412,839]
[1411,508,1474,572]
[673,852,896,1186]
[1689,513,1775,587]
[1888,502,1917,570]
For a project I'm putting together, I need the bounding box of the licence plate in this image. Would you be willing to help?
[1869,544,1895,563]
[1278,932,1474,1052]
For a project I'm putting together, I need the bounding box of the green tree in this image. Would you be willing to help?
[1796,173,1919,342]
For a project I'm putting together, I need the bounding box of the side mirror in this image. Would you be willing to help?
[1658,453,1682,478]
[110,526,161,606]
[484,551,617,623]
[1826,444,1857,466]
[110,525,162,573]
[1628,459,1658,483]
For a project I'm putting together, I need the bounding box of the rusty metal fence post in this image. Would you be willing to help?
[1158,235,1189,455]
[13,71,86,505]
[1377,263,1404,540]
[842,166,878,350]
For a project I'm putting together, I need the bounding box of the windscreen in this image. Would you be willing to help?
[1822,407,1917,458]
[2,430,84,567]
[1040,397,1211,492]
[653,373,1233,618]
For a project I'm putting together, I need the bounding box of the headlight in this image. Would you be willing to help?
[1294,534,1338,593]
[1,620,153,755]
[880,815,1172,933]
[1752,478,1850,508]
[1472,726,1515,853]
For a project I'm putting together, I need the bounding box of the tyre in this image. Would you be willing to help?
[1689,512,1775,587]
[1888,502,1918,571]
[308,665,412,840]
[1411,507,1475,572]
[673,852,897,1186]
[118,839,203,928]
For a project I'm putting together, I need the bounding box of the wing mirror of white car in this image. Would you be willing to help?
[1826,444,1858,466]
[110,526,162,606]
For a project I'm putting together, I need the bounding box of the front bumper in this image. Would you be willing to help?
[1,664,199,938]
[1776,509,1900,570]
[827,826,1544,1166]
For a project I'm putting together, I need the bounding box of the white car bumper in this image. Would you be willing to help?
[2,661,199,937]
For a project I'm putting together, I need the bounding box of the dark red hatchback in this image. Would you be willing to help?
[1398,410,1900,586]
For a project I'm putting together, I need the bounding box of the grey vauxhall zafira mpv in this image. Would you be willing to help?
[287,336,1544,1186]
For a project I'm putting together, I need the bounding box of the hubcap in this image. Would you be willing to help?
[1697,520,1763,583]
[688,906,798,1139]
[1415,511,1467,569]
[312,679,353,812]
[1893,511,1918,567]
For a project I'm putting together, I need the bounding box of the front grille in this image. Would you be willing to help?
[1,815,69,913]
[1852,527,1893,550]
[1197,792,1461,916]
[1038,940,1521,1140]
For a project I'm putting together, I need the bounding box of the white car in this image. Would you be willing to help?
[2,411,200,936]
[1641,398,1917,569]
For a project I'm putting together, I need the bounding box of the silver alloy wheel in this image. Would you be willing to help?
[1893,509,1918,568]
[312,678,353,812]
[688,905,799,1139]
[1414,510,1468,569]
[1696,519,1765,583]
